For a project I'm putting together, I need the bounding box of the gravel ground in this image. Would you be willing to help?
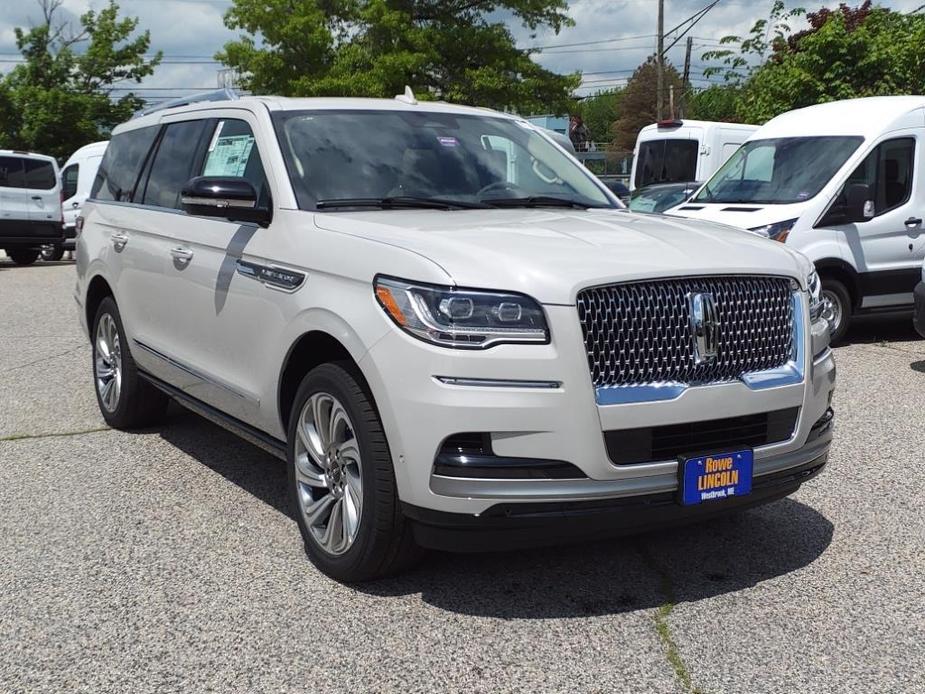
[0,257,923,693]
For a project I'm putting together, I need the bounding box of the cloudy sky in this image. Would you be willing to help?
[0,0,920,106]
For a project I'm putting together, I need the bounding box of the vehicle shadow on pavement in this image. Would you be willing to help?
[156,406,834,618]
[362,500,833,617]
[840,313,920,346]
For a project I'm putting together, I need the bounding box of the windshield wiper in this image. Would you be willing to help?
[483,195,606,209]
[315,196,490,211]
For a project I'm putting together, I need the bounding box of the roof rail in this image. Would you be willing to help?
[132,88,240,119]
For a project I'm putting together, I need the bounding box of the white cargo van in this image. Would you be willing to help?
[0,150,63,265]
[630,119,758,191]
[667,97,925,342]
[51,141,108,260]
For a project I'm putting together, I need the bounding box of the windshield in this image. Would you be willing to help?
[629,184,695,214]
[634,138,698,188]
[694,136,863,204]
[272,110,615,210]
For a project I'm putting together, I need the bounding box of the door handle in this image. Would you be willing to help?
[31,195,41,201]
[170,246,194,263]
[72,202,80,209]
[904,217,922,228]
[110,232,128,250]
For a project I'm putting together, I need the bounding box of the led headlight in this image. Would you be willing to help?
[749,218,798,242]
[807,270,825,323]
[374,276,548,348]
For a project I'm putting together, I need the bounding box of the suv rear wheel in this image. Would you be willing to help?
[7,249,39,266]
[92,297,168,428]
[41,245,65,262]
[288,363,419,582]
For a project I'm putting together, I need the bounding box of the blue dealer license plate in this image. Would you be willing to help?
[679,449,753,506]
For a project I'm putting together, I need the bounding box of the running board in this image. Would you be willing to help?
[139,371,287,460]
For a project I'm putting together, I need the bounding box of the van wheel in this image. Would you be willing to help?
[8,249,39,266]
[821,278,851,344]
[288,363,420,582]
[92,297,168,429]
[41,245,65,261]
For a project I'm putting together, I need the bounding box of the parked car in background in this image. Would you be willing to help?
[598,176,630,204]
[667,97,925,343]
[76,92,834,582]
[0,150,63,266]
[630,119,757,192]
[629,181,700,215]
[45,141,109,261]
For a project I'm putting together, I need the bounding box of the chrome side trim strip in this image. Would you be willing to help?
[596,291,807,406]
[133,339,257,403]
[434,376,562,389]
[235,259,305,292]
[180,196,256,209]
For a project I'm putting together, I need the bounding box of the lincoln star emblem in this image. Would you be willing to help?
[688,292,720,363]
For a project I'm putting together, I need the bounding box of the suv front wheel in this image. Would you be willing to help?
[288,363,419,582]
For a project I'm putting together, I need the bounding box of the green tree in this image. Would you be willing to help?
[0,0,160,159]
[575,89,622,143]
[698,1,925,124]
[217,0,580,114]
[687,84,742,122]
[611,57,683,151]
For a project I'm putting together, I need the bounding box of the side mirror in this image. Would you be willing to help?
[845,183,874,222]
[181,176,271,226]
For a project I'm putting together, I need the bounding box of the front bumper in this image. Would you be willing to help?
[406,450,829,552]
[914,281,925,338]
[361,296,836,519]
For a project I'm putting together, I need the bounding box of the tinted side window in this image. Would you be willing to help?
[61,164,79,199]
[200,119,268,204]
[822,137,915,225]
[22,159,57,189]
[0,157,25,188]
[142,120,208,209]
[91,126,159,202]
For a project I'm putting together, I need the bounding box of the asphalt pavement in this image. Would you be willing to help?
[0,256,923,693]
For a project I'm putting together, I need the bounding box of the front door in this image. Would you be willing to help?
[131,114,281,428]
[824,134,924,308]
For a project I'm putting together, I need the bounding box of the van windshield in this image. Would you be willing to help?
[272,110,615,210]
[634,139,699,188]
[694,136,862,204]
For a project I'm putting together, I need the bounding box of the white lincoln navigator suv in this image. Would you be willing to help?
[75,93,836,581]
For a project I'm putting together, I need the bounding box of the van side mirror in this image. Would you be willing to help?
[845,183,874,223]
[181,176,271,226]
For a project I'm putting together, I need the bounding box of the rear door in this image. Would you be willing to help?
[0,156,30,225]
[22,157,60,225]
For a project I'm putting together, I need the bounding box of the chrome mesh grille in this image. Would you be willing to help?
[576,276,794,388]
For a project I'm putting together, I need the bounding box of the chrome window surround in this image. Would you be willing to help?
[594,290,806,406]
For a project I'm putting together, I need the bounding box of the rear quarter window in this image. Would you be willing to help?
[91,126,160,202]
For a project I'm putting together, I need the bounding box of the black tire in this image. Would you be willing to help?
[7,249,39,266]
[91,296,168,429]
[821,277,852,345]
[287,362,420,582]
[41,245,65,261]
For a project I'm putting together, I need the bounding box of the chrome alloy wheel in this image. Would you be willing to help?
[821,289,843,336]
[94,313,122,413]
[294,392,363,556]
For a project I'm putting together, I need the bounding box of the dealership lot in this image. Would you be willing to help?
[1,258,923,693]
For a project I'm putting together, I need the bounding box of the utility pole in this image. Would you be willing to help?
[681,35,693,117]
[656,0,665,120]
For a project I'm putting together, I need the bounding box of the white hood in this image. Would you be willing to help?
[664,200,808,232]
[313,208,810,304]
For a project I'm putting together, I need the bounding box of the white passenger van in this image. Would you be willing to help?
[48,141,109,260]
[667,97,925,342]
[630,119,758,191]
[0,150,63,265]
